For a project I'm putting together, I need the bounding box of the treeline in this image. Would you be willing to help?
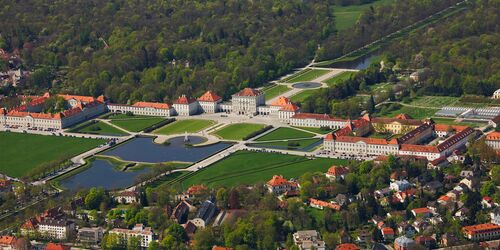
[0,0,336,102]
[385,0,500,96]
[25,154,72,181]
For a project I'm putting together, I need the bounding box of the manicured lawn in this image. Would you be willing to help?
[293,126,334,134]
[334,0,395,31]
[255,127,314,141]
[110,117,165,132]
[176,151,348,188]
[408,96,459,108]
[377,104,438,119]
[285,69,330,83]
[154,119,216,135]
[70,121,128,136]
[0,132,107,178]
[290,90,318,103]
[249,138,322,151]
[212,123,267,140]
[264,85,291,100]
[324,71,355,86]
[431,117,486,128]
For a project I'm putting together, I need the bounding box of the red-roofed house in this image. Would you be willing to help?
[381,227,395,241]
[173,95,198,116]
[336,243,360,250]
[325,165,349,180]
[266,175,299,195]
[486,131,500,150]
[45,242,71,250]
[198,91,222,113]
[411,207,432,218]
[0,235,19,249]
[309,198,341,211]
[462,223,500,241]
[232,88,265,115]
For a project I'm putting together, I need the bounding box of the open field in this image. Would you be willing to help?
[110,117,165,132]
[0,132,106,178]
[333,0,395,31]
[154,119,216,135]
[293,126,334,134]
[175,151,348,188]
[431,117,487,128]
[377,104,437,119]
[69,121,128,136]
[255,127,314,141]
[290,90,318,103]
[249,138,321,151]
[148,171,190,189]
[324,71,355,86]
[212,123,267,140]
[264,85,291,100]
[407,96,459,108]
[285,69,330,83]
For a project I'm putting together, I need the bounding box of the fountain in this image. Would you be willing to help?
[184,131,190,142]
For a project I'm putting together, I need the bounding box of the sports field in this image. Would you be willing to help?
[154,119,216,135]
[176,151,348,188]
[212,123,267,140]
[70,121,128,136]
[285,69,330,83]
[0,132,106,178]
[255,127,314,141]
[264,85,291,100]
[110,117,165,132]
[324,71,355,86]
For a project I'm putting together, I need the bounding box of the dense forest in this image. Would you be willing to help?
[300,0,499,117]
[387,0,499,96]
[0,0,463,104]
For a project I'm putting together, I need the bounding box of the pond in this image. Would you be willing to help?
[101,136,232,163]
[60,159,150,190]
[292,82,322,89]
[329,52,381,70]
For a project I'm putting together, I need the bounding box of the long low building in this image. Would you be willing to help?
[324,117,476,160]
[462,223,500,241]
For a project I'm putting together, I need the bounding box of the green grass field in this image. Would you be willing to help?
[293,126,334,134]
[249,138,321,151]
[285,69,330,83]
[324,71,355,86]
[408,96,459,108]
[154,119,216,135]
[290,90,318,103]
[431,117,486,128]
[377,104,437,119]
[334,0,395,31]
[264,85,291,100]
[110,117,165,132]
[255,127,314,141]
[0,132,107,178]
[176,151,348,188]
[212,123,267,140]
[70,121,128,136]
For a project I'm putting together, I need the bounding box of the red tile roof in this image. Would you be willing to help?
[280,102,300,112]
[381,227,395,235]
[0,236,16,245]
[271,96,290,107]
[45,243,70,250]
[462,223,500,236]
[336,243,360,250]
[309,198,341,210]
[291,113,346,122]
[326,165,349,176]
[400,144,439,153]
[395,113,412,120]
[58,94,98,104]
[335,136,393,145]
[132,101,172,109]
[267,175,297,187]
[434,124,469,133]
[174,95,197,104]
[187,185,207,195]
[198,91,222,102]
[234,88,262,97]
[412,207,431,215]
[212,247,234,250]
[486,131,500,141]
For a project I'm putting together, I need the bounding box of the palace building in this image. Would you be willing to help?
[324,115,476,160]
[231,88,265,115]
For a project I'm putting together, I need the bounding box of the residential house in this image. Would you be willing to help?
[381,227,395,241]
[113,191,139,204]
[77,227,103,244]
[491,209,500,225]
[325,165,349,180]
[45,243,70,250]
[336,243,360,250]
[37,218,74,240]
[108,224,155,248]
[397,222,416,237]
[309,198,341,211]
[411,207,432,218]
[462,223,500,241]
[394,236,415,250]
[415,235,436,249]
[266,175,299,196]
[171,200,196,224]
[190,200,219,228]
[389,180,411,192]
[292,230,326,250]
[440,233,459,247]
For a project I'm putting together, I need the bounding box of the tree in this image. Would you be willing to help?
[85,188,105,210]
[127,236,140,250]
[480,181,496,197]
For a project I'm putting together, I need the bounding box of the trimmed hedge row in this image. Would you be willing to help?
[243,125,273,140]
